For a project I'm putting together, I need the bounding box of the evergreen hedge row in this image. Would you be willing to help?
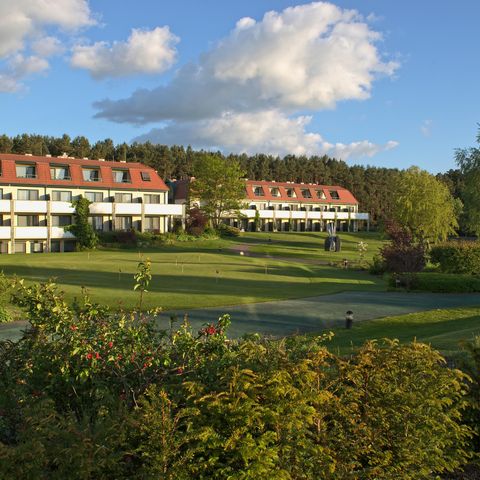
[430,241,480,274]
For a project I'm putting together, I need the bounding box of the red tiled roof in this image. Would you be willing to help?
[0,153,168,191]
[245,180,358,205]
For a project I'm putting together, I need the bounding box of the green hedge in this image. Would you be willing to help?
[430,241,480,274]
[392,272,480,293]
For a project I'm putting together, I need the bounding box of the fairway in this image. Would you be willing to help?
[328,305,480,357]
[0,233,385,311]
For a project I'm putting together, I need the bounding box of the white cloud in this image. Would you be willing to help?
[134,110,399,160]
[32,36,65,57]
[420,119,432,137]
[330,139,399,160]
[95,1,398,124]
[0,0,94,91]
[71,27,179,79]
[0,54,49,92]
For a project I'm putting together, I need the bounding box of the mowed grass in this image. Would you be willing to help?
[237,231,384,262]
[0,237,385,311]
[327,306,480,357]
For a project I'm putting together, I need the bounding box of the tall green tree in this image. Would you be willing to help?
[191,154,246,228]
[456,127,480,235]
[392,166,461,243]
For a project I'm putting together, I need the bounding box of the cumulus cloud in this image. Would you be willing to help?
[95,1,398,124]
[0,0,95,91]
[134,110,399,160]
[0,54,49,92]
[71,27,179,79]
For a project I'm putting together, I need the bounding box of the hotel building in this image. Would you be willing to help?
[171,179,369,232]
[0,153,184,254]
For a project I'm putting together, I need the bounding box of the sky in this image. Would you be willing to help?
[0,1,479,173]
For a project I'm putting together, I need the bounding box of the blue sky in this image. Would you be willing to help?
[0,1,479,173]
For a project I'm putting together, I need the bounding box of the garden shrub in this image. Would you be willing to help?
[186,207,208,236]
[0,278,473,479]
[217,223,241,237]
[391,272,480,293]
[430,241,480,274]
[380,220,426,273]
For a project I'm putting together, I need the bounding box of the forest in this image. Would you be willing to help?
[0,133,465,226]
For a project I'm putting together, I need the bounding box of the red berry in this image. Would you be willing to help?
[95,352,101,360]
[86,353,93,360]
[108,341,113,348]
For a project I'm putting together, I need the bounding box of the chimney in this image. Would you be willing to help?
[83,157,89,160]
[24,153,33,156]
[98,158,105,162]
[46,154,52,157]
[120,160,127,163]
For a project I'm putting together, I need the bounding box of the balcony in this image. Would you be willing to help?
[0,200,10,213]
[15,227,48,239]
[115,203,142,215]
[0,226,11,239]
[89,202,113,215]
[51,227,75,239]
[50,202,75,214]
[14,200,48,213]
[144,204,184,216]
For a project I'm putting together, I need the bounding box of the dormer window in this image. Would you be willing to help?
[316,190,327,200]
[16,163,36,179]
[50,165,71,180]
[253,186,265,196]
[141,171,151,181]
[270,187,280,197]
[329,190,340,200]
[286,188,296,198]
[82,168,101,182]
[113,169,131,183]
[301,188,312,199]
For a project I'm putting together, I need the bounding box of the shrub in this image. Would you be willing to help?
[369,254,387,275]
[0,279,473,479]
[390,272,480,293]
[217,223,241,237]
[380,220,426,273]
[98,229,138,247]
[0,305,10,324]
[186,207,208,236]
[430,241,480,274]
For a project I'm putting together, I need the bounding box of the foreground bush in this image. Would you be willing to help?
[430,241,480,274]
[0,280,473,479]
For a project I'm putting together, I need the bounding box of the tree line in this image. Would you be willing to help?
[0,132,466,226]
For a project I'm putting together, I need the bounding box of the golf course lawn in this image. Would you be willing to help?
[0,234,385,311]
[237,231,384,262]
[328,306,480,357]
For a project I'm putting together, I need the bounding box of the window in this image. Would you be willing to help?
[51,215,72,227]
[316,190,326,200]
[270,187,280,197]
[31,241,43,253]
[301,189,312,198]
[16,163,36,178]
[144,194,161,204]
[144,216,160,231]
[141,171,151,181]
[112,169,131,183]
[15,241,27,253]
[82,168,101,182]
[50,165,71,180]
[0,214,3,226]
[50,240,61,252]
[17,215,39,226]
[88,216,103,231]
[0,188,3,199]
[17,189,39,200]
[114,193,133,203]
[114,216,132,231]
[329,190,340,200]
[286,188,296,198]
[52,190,72,202]
[253,186,264,196]
[85,191,103,202]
